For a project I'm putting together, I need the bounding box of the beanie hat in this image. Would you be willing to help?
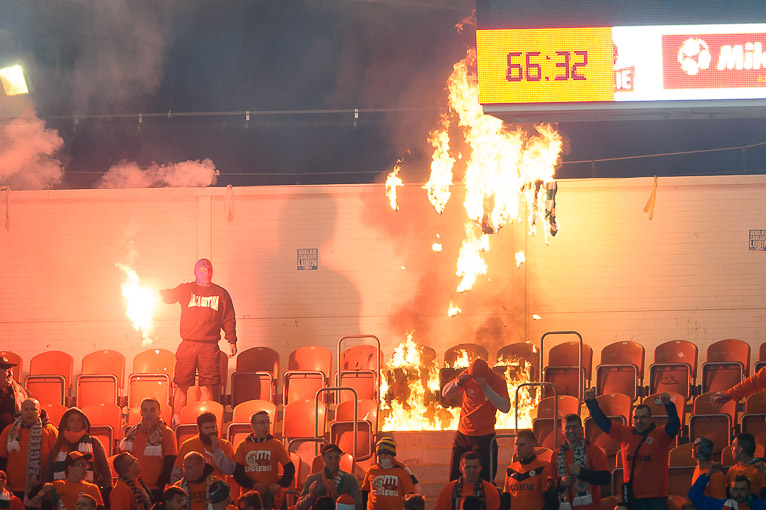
[209,480,231,504]
[376,437,396,456]
[336,494,355,510]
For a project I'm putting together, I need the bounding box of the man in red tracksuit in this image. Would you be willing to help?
[585,388,680,510]
[161,258,237,425]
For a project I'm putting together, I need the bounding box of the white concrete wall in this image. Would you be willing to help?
[1,175,765,384]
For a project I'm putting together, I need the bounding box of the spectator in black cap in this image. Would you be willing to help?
[0,356,27,433]
[209,480,234,510]
[295,444,362,510]
[31,451,105,510]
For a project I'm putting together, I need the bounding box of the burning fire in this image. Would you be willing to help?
[515,251,526,268]
[423,117,456,214]
[447,301,461,317]
[385,160,404,211]
[116,263,159,346]
[432,234,442,253]
[380,335,537,431]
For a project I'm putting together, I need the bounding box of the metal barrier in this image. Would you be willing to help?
[540,330,584,400]
[316,386,359,457]
[336,335,381,413]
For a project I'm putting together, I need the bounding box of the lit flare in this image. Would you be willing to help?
[116,263,159,346]
[385,161,404,211]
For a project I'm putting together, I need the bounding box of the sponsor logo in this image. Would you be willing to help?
[245,449,273,473]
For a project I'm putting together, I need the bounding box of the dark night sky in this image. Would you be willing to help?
[0,0,764,188]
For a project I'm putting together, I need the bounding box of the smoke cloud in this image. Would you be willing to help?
[0,113,64,189]
[98,159,220,189]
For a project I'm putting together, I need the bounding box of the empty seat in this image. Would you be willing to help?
[331,399,378,460]
[41,402,68,425]
[81,402,123,448]
[756,341,766,373]
[649,340,697,399]
[702,339,750,393]
[496,342,540,381]
[543,342,593,399]
[180,400,224,426]
[282,399,327,443]
[78,350,126,407]
[741,392,766,439]
[128,348,175,409]
[689,391,736,457]
[667,443,695,497]
[596,341,645,401]
[26,351,74,406]
[444,343,488,369]
[283,346,332,405]
[0,351,23,383]
[231,347,279,406]
[340,344,383,371]
[336,344,382,403]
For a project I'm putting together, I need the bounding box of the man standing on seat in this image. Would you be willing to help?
[585,388,680,510]
[161,258,237,426]
[441,358,510,482]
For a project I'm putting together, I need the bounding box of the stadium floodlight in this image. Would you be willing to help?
[0,64,29,95]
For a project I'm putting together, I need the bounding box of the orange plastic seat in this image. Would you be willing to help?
[667,495,691,510]
[337,371,377,403]
[128,349,175,409]
[180,400,224,426]
[41,402,68,425]
[331,399,378,460]
[649,340,697,399]
[543,342,593,399]
[90,426,114,456]
[702,339,750,393]
[444,343,488,369]
[81,403,123,444]
[282,399,327,442]
[689,391,735,457]
[229,399,277,436]
[0,351,23,383]
[741,392,766,439]
[26,351,74,406]
[231,347,279,406]
[340,345,383,371]
[596,341,644,401]
[496,342,540,381]
[283,346,332,405]
[642,392,685,440]
[584,393,632,461]
[78,350,126,407]
[756,341,766,373]
[533,395,580,450]
[336,344,382,403]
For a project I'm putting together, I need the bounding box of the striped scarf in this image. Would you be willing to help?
[451,477,485,510]
[0,488,13,509]
[556,440,591,509]
[8,418,44,508]
[52,437,95,481]
[120,477,152,510]
[180,475,212,510]
[121,420,167,456]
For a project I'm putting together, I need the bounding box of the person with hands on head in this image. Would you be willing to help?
[295,443,361,510]
[233,411,294,509]
[552,414,610,510]
[585,387,679,510]
[689,460,766,510]
[442,358,510,482]
[161,258,237,427]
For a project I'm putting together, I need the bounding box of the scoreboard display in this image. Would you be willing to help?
[476,24,766,116]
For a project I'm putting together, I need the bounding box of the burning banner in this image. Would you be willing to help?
[116,263,160,346]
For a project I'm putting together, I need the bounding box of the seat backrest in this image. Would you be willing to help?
[236,347,280,377]
[341,345,383,371]
[335,399,378,425]
[283,399,327,439]
[643,392,685,422]
[30,351,74,387]
[42,402,68,425]
[547,342,593,380]
[496,343,540,380]
[654,340,698,379]
[443,343,489,369]
[695,391,737,425]
[745,392,766,414]
[707,339,751,376]
[82,350,126,388]
[595,393,632,422]
[537,395,580,419]
[288,346,332,380]
[759,341,766,363]
[601,341,645,379]
[668,443,694,467]
[0,351,23,383]
[179,400,224,426]
[81,402,123,435]
[132,349,175,377]
[232,399,277,425]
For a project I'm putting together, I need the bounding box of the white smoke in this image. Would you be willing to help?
[0,113,64,189]
[98,159,220,189]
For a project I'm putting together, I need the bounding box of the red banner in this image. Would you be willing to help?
[663,33,766,89]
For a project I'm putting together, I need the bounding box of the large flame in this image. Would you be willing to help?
[422,117,456,214]
[116,263,160,346]
[380,335,537,431]
[385,160,404,211]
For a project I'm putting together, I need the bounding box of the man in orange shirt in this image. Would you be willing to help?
[110,452,153,510]
[0,398,58,503]
[171,411,235,484]
[726,433,766,499]
[31,451,104,510]
[173,452,222,510]
[362,438,416,510]
[434,452,500,510]
[233,411,294,509]
[119,397,178,499]
[442,358,510,481]
[502,429,553,510]
[691,438,726,499]
[551,414,609,510]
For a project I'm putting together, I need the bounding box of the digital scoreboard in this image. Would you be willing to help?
[476,24,766,119]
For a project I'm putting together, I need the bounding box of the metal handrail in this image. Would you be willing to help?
[516,381,559,449]
[316,386,358,458]
[337,335,382,407]
[541,331,584,401]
